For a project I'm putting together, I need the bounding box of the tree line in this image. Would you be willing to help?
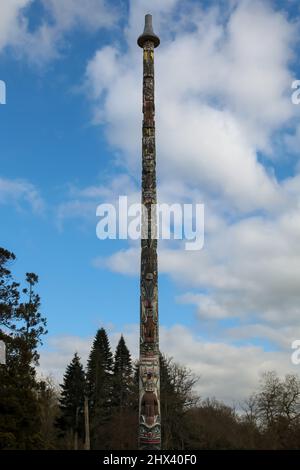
[1,247,300,450]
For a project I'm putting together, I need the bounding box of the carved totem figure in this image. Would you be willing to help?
[138,14,161,450]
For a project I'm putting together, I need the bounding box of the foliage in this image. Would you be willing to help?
[56,353,86,449]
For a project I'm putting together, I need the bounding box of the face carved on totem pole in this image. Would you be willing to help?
[141,271,157,345]
[141,390,159,426]
[143,309,156,343]
[145,272,154,299]
[140,364,160,427]
[141,364,159,390]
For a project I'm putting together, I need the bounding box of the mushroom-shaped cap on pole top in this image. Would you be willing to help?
[137,14,160,48]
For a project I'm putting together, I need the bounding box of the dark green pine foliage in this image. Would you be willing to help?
[112,335,133,410]
[105,336,136,450]
[86,328,113,448]
[0,248,19,332]
[18,272,47,365]
[57,353,86,449]
[0,248,47,449]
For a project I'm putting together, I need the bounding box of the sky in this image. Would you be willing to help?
[1,0,300,404]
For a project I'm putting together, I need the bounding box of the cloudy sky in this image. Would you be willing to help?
[1,0,300,404]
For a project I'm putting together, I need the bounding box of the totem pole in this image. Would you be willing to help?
[137,14,161,450]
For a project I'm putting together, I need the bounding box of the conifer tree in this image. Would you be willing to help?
[0,248,19,332]
[18,273,47,363]
[86,328,113,448]
[0,248,47,449]
[105,336,135,449]
[112,335,133,410]
[57,353,86,449]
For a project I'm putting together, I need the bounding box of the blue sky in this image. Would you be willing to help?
[0,0,197,337]
[1,0,300,403]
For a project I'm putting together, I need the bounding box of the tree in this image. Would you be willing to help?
[57,353,86,450]
[0,248,19,332]
[0,259,47,373]
[18,273,47,365]
[0,248,47,449]
[244,371,300,449]
[160,354,199,449]
[183,398,262,450]
[37,377,60,449]
[112,335,133,410]
[86,328,113,449]
[105,335,136,449]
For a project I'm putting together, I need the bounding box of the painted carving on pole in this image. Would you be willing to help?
[138,14,161,450]
[139,359,160,448]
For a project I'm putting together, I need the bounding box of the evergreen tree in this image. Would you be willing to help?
[0,248,19,332]
[18,272,47,365]
[57,353,86,450]
[112,335,133,410]
[0,248,47,449]
[104,335,135,449]
[86,328,113,448]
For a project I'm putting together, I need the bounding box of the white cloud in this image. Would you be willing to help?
[85,0,297,212]
[84,0,300,358]
[39,324,139,384]
[0,176,44,213]
[179,292,232,320]
[0,0,119,64]
[56,174,139,228]
[285,123,300,154]
[158,205,300,332]
[93,246,139,275]
[9,0,298,401]
[160,324,296,404]
[43,0,117,31]
[0,0,31,51]
[39,324,300,404]
[94,196,300,350]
